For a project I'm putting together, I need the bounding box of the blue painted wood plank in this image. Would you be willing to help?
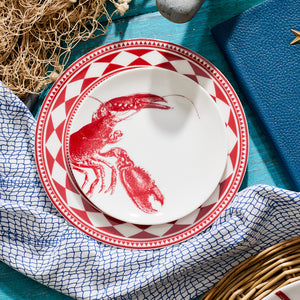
[0,263,71,300]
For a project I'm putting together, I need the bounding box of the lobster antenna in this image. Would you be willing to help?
[87,95,105,121]
[88,95,104,105]
[163,94,201,119]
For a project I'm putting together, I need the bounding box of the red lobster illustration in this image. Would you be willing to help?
[68,93,171,214]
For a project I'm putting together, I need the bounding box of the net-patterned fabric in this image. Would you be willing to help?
[0,82,300,299]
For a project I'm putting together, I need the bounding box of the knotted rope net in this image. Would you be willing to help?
[0,0,130,100]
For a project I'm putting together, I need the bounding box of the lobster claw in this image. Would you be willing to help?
[119,165,164,214]
[104,93,172,113]
[135,94,171,110]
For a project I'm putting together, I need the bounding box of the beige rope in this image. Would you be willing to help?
[0,0,130,100]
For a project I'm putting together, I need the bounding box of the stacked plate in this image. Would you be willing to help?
[35,39,248,249]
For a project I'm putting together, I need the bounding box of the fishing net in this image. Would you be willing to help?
[0,0,130,100]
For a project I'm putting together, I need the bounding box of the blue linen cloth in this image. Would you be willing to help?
[0,81,300,300]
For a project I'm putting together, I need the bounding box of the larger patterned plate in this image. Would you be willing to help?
[35,39,248,249]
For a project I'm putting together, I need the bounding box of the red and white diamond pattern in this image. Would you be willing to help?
[36,39,248,249]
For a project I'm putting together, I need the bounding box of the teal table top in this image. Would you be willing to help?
[0,0,293,299]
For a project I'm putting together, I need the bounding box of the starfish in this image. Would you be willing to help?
[290,29,300,45]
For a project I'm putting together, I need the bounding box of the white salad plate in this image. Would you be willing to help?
[66,67,228,225]
[35,39,248,249]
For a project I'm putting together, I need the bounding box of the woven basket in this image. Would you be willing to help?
[202,235,300,300]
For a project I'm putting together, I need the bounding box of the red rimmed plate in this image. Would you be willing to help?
[35,39,248,249]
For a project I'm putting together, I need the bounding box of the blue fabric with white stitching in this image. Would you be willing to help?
[0,81,300,300]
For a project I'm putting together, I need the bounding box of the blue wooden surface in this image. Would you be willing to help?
[0,0,293,299]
